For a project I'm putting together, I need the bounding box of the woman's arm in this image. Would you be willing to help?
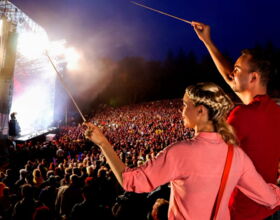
[84,122,183,193]
[237,152,280,209]
[84,122,126,186]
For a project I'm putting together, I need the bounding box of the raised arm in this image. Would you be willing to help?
[192,21,234,87]
[84,122,126,186]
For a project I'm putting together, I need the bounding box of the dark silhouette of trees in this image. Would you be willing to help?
[84,43,280,110]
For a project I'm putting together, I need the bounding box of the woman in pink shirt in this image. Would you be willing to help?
[84,82,280,219]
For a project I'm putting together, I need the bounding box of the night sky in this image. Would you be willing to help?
[11,0,280,61]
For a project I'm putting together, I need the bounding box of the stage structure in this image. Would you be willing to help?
[0,1,61,137]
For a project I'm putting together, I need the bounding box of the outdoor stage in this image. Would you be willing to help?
[13,127,57,142]
[0,1,66,138]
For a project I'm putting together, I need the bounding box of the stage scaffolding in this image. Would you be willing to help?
[0,0,45,34]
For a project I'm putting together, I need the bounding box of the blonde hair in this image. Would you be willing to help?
[185,82,238,145]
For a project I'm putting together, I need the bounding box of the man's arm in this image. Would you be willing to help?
[192,21,234,86]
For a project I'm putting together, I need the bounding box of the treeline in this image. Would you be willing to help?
[88,43,280,108]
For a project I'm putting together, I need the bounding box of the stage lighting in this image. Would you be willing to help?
[47,40,81,71]
[17,31,49,59]
[48,40,67,58]
[65,47,81,71]
[11,81,56,135]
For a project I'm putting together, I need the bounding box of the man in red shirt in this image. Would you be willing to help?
[192,21,280,219]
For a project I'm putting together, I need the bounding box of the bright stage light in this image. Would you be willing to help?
[17,31,49,59]
[11,30,58,134]
[17,29,81,71]
[6,1,84,136]
[65,47,81,71]
[47,40,81,71]
[12,28,82,135]
[48,40,67,58]
[11,83,55,134]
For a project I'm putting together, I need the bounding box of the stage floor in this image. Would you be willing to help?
[14,127,57,142]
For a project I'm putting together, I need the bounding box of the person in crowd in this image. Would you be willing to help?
[151,198,169,220]
[38,176,58,218]
[0,187,16,220]
[32,168,44,188]
[2,169,16,191]
[12,184,41,220]
[147,183,170,216]
[111,191,148,220]
[192,21,280,219]
[55,174,83,219]
[14,169,28,194]
[84,82,280,219]
[32,205,54,220]
[69,183,111,220]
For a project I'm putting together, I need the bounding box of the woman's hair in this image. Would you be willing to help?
[185,82,238,145]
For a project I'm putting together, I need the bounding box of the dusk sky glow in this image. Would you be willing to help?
[11,0,280,61]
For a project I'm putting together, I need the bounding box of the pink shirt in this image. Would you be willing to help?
[122,132,280,220]
[227,95,280,219]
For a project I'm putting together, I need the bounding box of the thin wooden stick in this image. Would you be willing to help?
[45,51,87,122]
[131,1,192,24]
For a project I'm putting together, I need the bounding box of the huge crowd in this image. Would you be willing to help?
[0,99,193,220]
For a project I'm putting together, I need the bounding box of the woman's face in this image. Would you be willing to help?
[182,95,198,129]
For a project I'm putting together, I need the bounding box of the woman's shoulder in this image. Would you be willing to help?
[165,139,200,154]
[233,146,246,156]
[232,146,251,165]
[170,138,196,147]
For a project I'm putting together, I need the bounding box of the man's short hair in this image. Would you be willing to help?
[241,48,272,86]
[21,184,33,198]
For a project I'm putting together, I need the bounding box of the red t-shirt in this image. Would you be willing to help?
[228,95,280,219]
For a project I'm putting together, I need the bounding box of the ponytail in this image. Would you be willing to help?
[213,119,238,146]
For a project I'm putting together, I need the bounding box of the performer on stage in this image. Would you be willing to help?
[8,112,21,137]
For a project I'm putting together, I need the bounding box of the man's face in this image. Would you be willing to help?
[231,54,254,93]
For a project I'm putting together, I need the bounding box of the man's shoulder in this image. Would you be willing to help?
[228,104,250,119]
[231,96,279,114]
[228,96,280,123]
[258,96,280,114]
[269,97,280,109]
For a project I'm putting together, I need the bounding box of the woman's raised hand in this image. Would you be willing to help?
[83,122,110,148]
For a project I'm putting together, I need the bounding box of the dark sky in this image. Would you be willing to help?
[11,0,280,61]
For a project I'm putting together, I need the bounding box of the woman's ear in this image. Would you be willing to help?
[196,105,208,119]
[196,105,204,118]
[196,105,204,115]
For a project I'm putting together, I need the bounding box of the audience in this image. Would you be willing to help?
[0,99,210,219]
